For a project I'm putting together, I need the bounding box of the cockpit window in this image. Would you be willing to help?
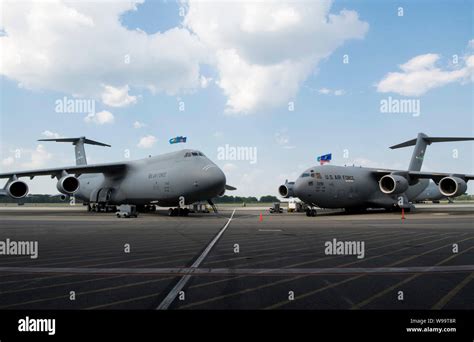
[185,151,205,157]
[301,173,310,178]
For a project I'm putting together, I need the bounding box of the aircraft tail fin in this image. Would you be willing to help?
[390,133,474,171]
[38,137,111,166]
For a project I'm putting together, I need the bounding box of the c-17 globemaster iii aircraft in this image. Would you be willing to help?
[0,137,235,216]
[278,133,474,216]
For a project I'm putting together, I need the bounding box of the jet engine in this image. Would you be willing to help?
[379,175,409,194]
[6,180,29,199]
[278,182,295,198]
[56,175,80,194]
[438,176,467,197]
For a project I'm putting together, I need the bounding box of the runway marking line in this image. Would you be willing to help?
[0,231,449,304]
[177,233,456,309]
[264,235,473,310]
[432,273,474,310]
[185,231,446,291]
[202,229,396,266]
[156,209,236,310]
[0,276,175,309]
[352,244,474,309]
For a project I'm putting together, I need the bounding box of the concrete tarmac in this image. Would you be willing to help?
[0,204,472,310]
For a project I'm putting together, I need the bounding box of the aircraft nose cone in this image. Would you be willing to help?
[200,164,226,197]
[293,178,304,197]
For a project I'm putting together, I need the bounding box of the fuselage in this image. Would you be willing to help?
[74,149,226,206]
[290,165,428,209]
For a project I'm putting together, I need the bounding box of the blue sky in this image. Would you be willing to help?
[1,0,473,196]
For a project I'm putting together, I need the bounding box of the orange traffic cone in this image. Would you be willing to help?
[259,213,263,222]
[401,208,405,220]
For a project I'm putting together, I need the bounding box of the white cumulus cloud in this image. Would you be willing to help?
[184,0,368,113]
[133,121,146,129]
[22,144,52,169]
[376,53,474,96]
[2,156,15,167]
[0,0,368,115]
[84,110,114,125]
[101,84,137,107]
[41,130,63,139]
[318,87,345,95]
[0,0,207,101]
[137,135,157,148]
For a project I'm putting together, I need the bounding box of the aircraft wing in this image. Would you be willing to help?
[0,162,127,180]
[406,171,474,182]
[371,170,474,182]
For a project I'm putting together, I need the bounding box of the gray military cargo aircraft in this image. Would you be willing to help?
[0,137,235,216]
[413,180,446,203]
[278,133,474,216]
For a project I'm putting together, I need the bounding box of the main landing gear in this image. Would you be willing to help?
[168,208,190,216]
[306,207,317,217]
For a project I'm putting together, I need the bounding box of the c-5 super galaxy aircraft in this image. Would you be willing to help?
[278,133,474,216]
[0,137,235,216]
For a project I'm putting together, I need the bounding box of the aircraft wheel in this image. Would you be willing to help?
[306,209,311,217]
[172,208,179,216]
[311,209,317,216]
[183,208,189,216]
[168,208,174,216]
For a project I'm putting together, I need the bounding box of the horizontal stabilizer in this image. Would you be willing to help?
[225,184,237,191]
[390,136,474,149]
[38,137,110,147]
[390,133,474,171]
[38,136,110,165]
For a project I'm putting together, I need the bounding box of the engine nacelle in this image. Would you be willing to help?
[379,175,409,194]
[6,180,29,199]
[278,182,295,198]
[439,176,467,197]
[56,175,80,194]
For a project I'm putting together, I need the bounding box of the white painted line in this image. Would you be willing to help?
[1,264,473,276]
[156,209,235,310]
[258,229,282,232]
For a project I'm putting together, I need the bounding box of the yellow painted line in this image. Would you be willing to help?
[0,275,125,295]
[179,233,455,309]
[351,244,474,309]
[432,272,474,310]
[0,277,173,309]
[85,292,165,310]
[203,229,389,265]
[187,230,421,290]
[263,234,472,310]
